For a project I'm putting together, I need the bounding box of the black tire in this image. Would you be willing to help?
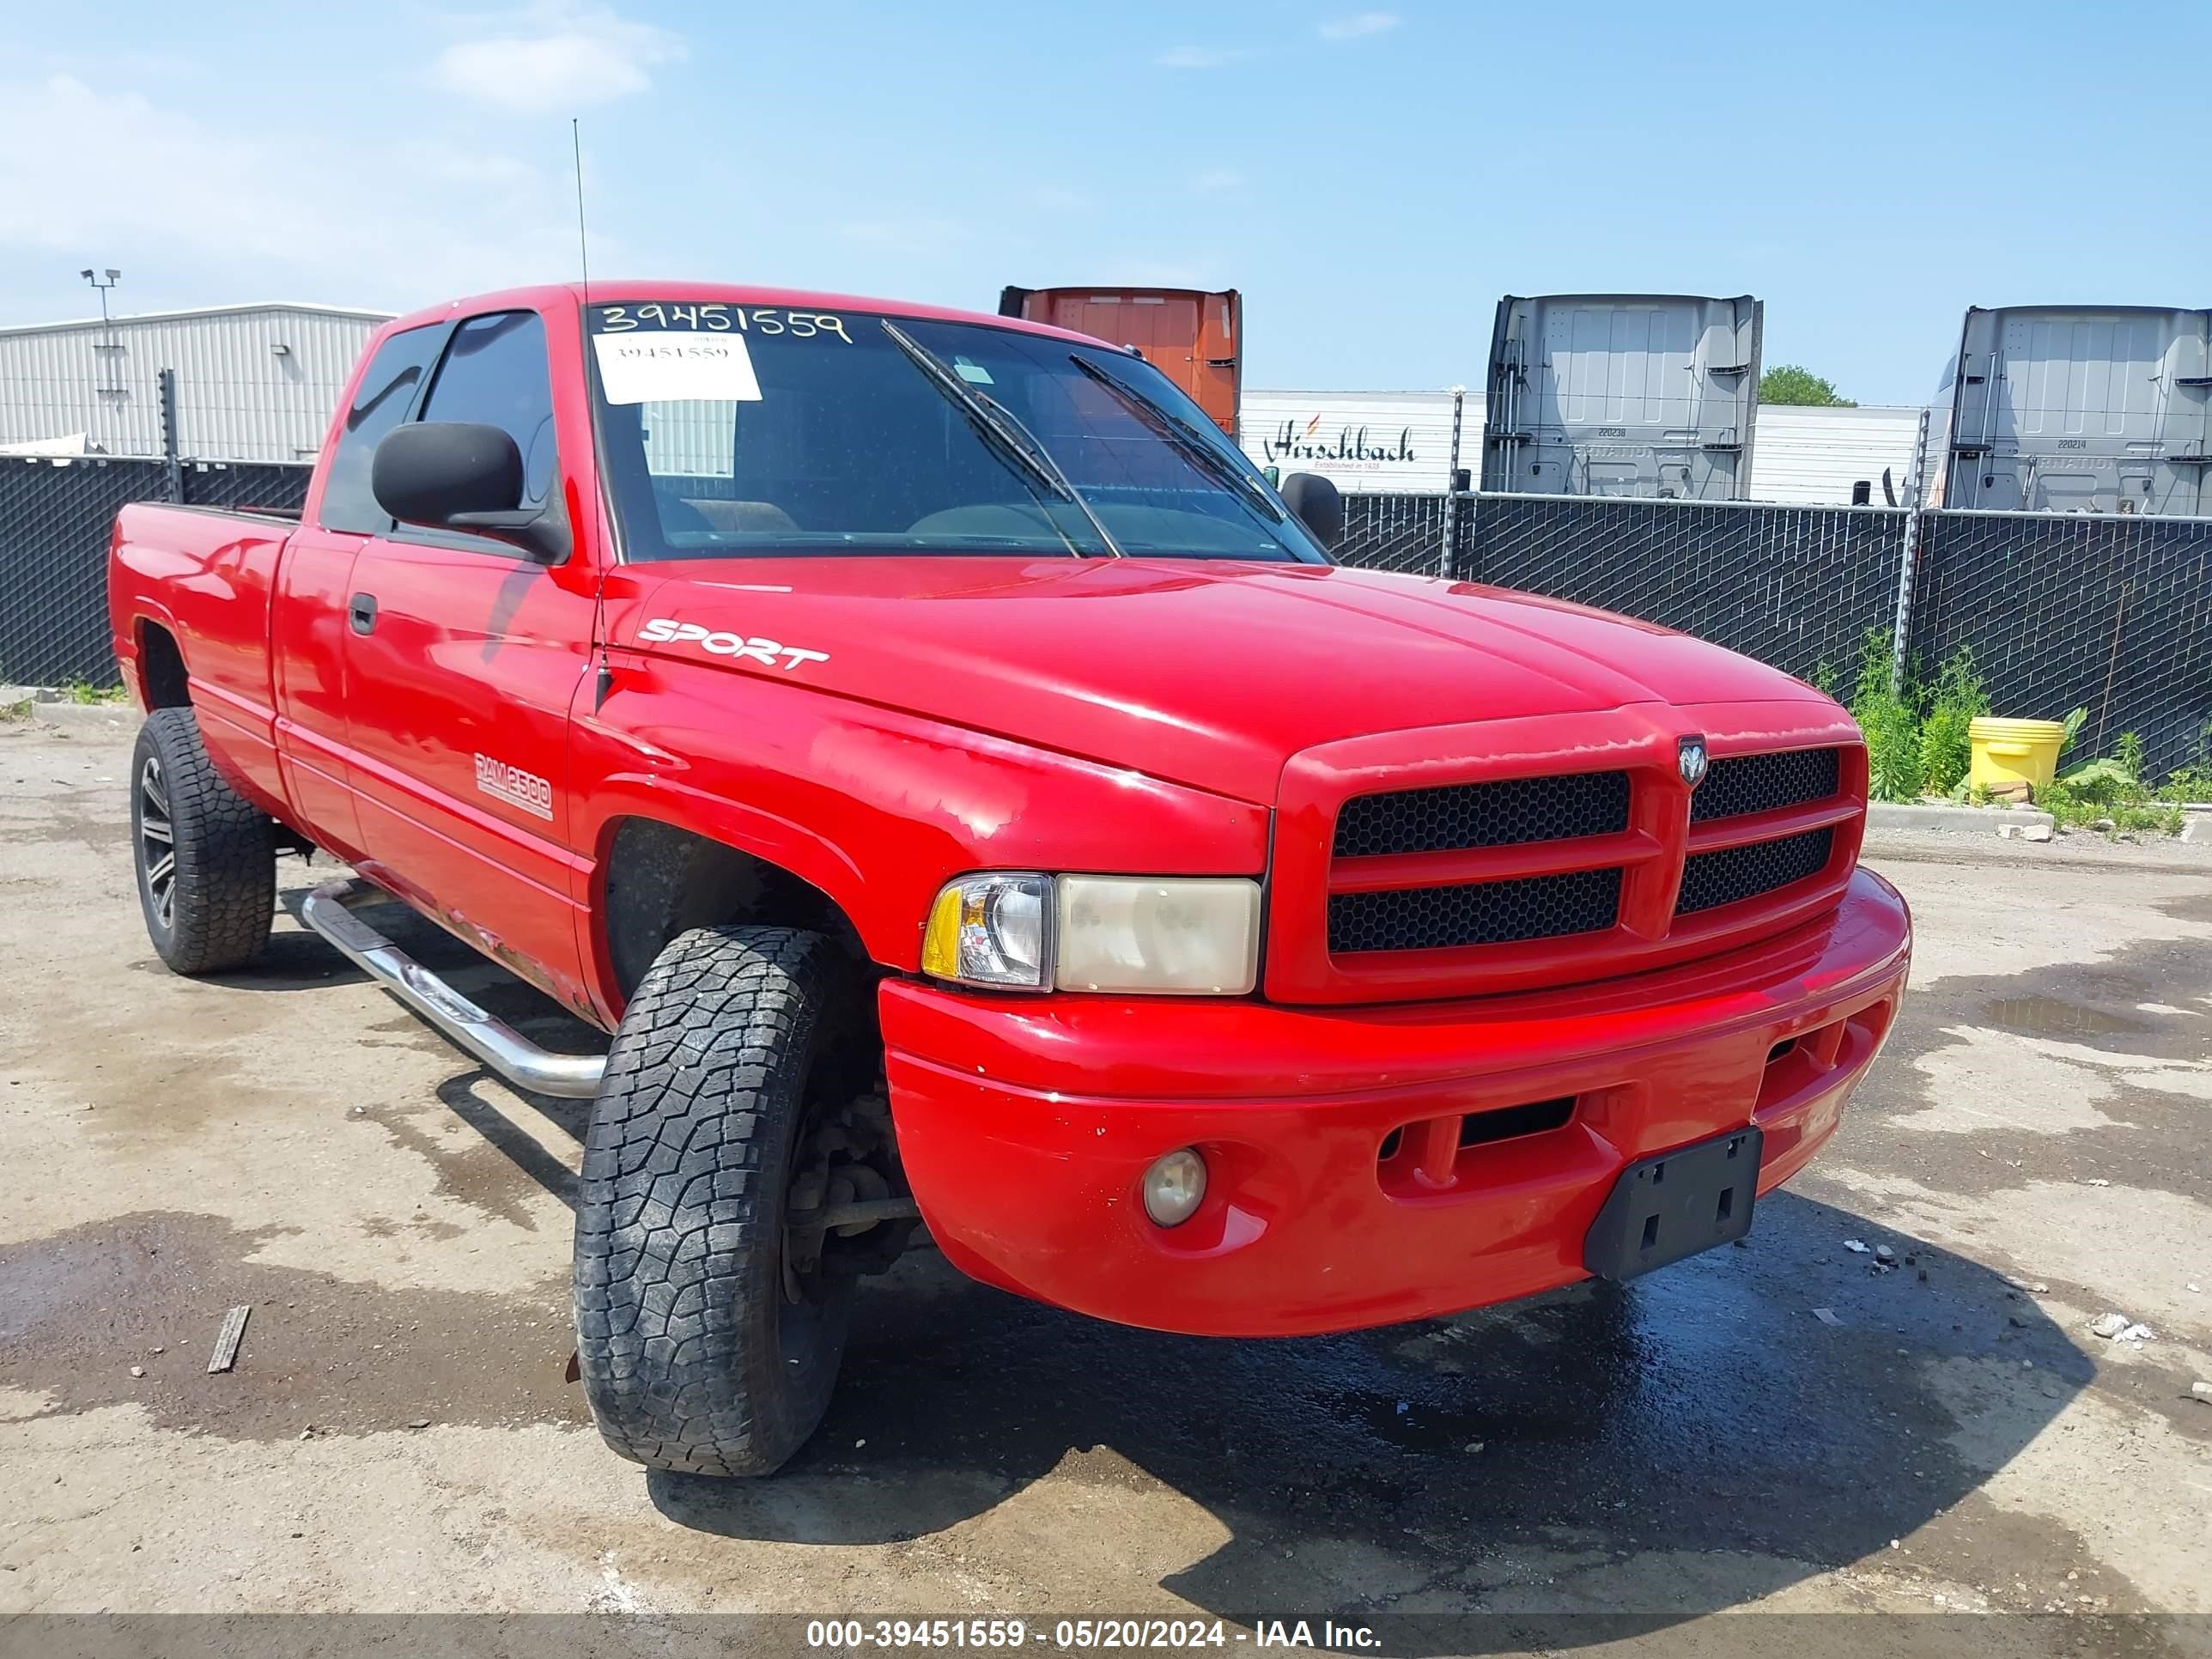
[574,925,858,1476]
[130,708,276,975]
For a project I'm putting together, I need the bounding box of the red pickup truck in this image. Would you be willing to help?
[108,283,1911,1478]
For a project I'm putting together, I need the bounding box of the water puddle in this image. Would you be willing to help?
[1980,994,2148,1037]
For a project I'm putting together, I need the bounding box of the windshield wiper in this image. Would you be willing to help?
[879,320,1127,559]
[1067,355,1285,525]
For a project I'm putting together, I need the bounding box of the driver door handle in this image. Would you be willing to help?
[348,592,378,635]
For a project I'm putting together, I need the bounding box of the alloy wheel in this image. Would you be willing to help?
[138,754,176,931]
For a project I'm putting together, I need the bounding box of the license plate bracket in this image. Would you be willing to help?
[1583,1125,1762,1282]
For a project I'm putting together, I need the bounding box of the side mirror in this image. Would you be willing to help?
[1279,471,1343,551]
[371,422,568,562]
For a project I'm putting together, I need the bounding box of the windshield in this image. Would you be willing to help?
[586,302,1327,563]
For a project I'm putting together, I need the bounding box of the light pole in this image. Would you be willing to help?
[80,267,121,325]
[79,269,127,425]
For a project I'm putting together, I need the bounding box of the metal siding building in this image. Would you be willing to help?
[0,303,389,463]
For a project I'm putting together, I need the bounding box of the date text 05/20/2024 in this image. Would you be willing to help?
[805,1621,1382,1652]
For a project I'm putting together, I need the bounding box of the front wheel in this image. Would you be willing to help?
[131,708,276,975]
[574,925,866,1476]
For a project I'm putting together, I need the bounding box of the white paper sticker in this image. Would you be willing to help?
[593,331,762,405]
[953,357,994,385]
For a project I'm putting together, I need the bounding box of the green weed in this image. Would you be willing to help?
[1916,648,1986,797]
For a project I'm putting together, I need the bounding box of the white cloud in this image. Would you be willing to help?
[431,4,684,113]
[1317,11,1401,40]
[1155,45,1252,70]
[1191,167,1245,193]
[0,72,607,314]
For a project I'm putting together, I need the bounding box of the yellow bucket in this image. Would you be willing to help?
[1969,717,2068,793]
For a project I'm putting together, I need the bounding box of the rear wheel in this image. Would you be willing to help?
[131,708,276,975]
[574,924,886,1476]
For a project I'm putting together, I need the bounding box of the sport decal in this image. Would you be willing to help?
[636,617,830,671]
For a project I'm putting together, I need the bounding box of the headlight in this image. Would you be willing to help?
[921,874,1261,995]
[921,873,1053,988]
[1054,876,1261,994]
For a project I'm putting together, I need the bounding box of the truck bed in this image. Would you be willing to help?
[108,499,296,817]
[144,501,302,524]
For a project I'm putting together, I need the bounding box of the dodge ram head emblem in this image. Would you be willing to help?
[1678,736,1709,789]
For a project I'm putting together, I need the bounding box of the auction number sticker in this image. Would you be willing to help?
[592,331,762,404]
[595,302,852,342]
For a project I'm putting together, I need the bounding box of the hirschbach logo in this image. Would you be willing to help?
[1261,417,1418,468]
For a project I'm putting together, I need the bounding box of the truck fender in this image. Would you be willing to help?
[113,597,183,707]
[576,775,875,1012]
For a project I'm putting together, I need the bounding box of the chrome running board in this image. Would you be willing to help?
[301,877,605,1099]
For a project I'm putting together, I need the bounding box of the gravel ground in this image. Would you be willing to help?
[3,720,2209,1654]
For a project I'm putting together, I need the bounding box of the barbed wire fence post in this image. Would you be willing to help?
[1888,406,1933,697]
[1440,386,1466,580]
[156,368,184,505]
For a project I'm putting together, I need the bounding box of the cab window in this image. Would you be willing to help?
[417,311,560,514]
[319,324,441,535]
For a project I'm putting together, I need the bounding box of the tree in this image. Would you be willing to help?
[1759,364,1856,407]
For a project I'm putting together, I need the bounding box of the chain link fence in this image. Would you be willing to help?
[178,459,313,516]
[5,452,2208,780]
[1,458,167,687]
[1461,495,1907,689]
[0,456,309,687]
[1913,509,2212,779]
[1336,494,1455,576]
[1335,490,1909,690]
[1333,489,2211,777]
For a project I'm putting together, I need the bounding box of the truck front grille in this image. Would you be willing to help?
[1677,826,1837,915]
[1691,747,1842,823]
[1334,770,1630,857]
[1328,867,1622,954]
[1279,730,1866,1001]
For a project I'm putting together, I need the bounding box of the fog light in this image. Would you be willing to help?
[1141,1147,1207,1228]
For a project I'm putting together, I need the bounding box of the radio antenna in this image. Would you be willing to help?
[571,117,592,303]
[573,113,612,706]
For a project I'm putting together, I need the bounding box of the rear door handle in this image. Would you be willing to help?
[348,592,378,635]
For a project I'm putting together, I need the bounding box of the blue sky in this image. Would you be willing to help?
[2,0,2202,405]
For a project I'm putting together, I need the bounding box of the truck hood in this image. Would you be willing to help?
[606,557,1834,804]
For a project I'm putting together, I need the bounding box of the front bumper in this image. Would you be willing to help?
[880,867,1911,1337]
